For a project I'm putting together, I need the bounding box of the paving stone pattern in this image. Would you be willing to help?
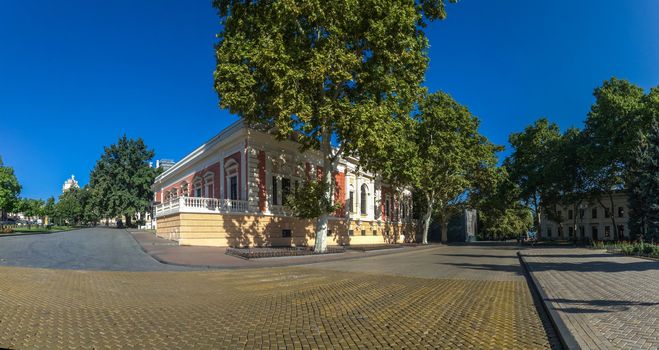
[0,265,555,349]
[522,249,659,350]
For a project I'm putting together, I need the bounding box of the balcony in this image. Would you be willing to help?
[154,196,249,217]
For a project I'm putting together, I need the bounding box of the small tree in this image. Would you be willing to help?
[56,188,83,226]
[213,0,456,252]
[473,167,533,240]
[0,156,21,220]
[89,136,159,227]
[44,197,56,225]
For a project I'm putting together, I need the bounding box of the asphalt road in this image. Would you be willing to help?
[0,227,190,271]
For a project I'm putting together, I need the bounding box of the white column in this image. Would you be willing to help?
[241,146,247,201]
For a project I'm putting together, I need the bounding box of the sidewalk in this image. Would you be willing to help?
[520,248,659,350]
[129,230,432,268]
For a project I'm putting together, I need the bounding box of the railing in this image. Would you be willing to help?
[154,196,249,217]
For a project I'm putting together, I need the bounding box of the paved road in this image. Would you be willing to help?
[0,229,559,349]
[306,242,528,280]
[522,249,659,350]
[0,228,189,271]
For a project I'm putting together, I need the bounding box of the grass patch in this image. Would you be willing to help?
[3,226,73,234]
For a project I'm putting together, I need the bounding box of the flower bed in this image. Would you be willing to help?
[592,241,659,258]
[226,246,346,259]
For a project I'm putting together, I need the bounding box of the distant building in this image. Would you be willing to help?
[62,175,79,193]
[429,209,478,243]
[156,159,175,172]
[540,192,630,241]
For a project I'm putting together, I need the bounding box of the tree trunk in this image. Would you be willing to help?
[421,198,433,245]
[313,126,334,253]
[125,215,132,228]
[572,202,579,243]
[533,193,542,236]
[608,194,619,241]
[441,217,448,244]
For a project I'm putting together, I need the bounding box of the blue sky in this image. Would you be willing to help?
[1,0,658,200]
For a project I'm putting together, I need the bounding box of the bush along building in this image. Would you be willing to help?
[539,192,631,241]
[153,120,415,247]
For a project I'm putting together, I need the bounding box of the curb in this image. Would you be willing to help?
[126,229,440,270]
[517,251,580,350]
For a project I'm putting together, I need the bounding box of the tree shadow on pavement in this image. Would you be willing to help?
[438,262,525,276]
[438,253,518,259]
[527,260,658,273]
[548,298,659,314]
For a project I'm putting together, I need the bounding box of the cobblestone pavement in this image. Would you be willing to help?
[0,246,559,349]
[521,249,659,350]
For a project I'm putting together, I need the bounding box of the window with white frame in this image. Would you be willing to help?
[271,176,278,205]
[193,177,202,197]
[360,184,368,215]
[204,172,215,198]
[224,159,239,200]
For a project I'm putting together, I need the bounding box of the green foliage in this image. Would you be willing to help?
[88,135,160,227]
[582,78,656,240]
[396,91,499,243]
[505,118,562,232]
[628,100,659,241]
[594,240,659,258]
[0,156,21,213]
[474,167,533,239]
[213,0,456,251]
[56,188,84,225]
[17,198,45,220]
[284,179,339,219]
[43,197,56,219]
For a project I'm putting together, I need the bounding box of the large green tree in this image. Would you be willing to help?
[408,92,499,244]
[88,136,159,227]
[0,156,21,220]
[628,117,659,241]
[505,118,562,236]
[542,128,589,240]
[213,0,455,252]
[583,78,648,240]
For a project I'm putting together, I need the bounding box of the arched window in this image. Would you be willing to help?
[347,184,354,213]
[204,172,215,198]
[360,184,368,215]
[193,177,202,197]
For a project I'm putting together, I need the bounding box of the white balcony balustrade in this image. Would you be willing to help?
[154,196,249,217]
